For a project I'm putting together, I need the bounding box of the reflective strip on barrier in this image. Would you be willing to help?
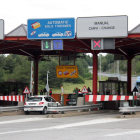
[85,95,137,102]
[0,95,24,102]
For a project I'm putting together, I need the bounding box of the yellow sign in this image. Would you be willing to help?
[56,65,78,78]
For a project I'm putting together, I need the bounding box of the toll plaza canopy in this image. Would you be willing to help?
[1,23,140,94]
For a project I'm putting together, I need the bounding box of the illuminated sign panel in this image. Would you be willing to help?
[91,39,103,50]
[53,40,63,50]
[41,40,52,50]
[56,66,78,78]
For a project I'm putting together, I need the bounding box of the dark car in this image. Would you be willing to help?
[66,93,76,106]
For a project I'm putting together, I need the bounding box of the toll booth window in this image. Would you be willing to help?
[99,83,103,95]
[124,83,127,95]
[112,83,115,95]
[137,82,140,86]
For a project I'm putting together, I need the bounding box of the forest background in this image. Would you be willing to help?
[0,53,140,93]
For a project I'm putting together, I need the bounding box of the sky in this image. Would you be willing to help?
[1,0,140,34]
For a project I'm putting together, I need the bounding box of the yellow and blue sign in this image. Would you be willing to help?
[27,18,75,39]
[56,65,78,78]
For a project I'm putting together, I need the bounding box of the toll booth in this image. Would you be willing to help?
[98,77,128,109]
[0,79,29,106]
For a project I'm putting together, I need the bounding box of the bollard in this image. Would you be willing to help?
[71,94,73,106]
[83,94,85,111]
[61,95,64,114]
[132,95,135,114]
[83,94,85,105]
[75,89,78,105]
[133,95,134,107]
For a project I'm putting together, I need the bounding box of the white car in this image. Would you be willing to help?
[38,32,49,37]
[24,95,61,115]
[52,32,63,37]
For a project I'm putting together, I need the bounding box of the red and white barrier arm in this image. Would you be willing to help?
[85,95,137,102]
[0,95,25,102]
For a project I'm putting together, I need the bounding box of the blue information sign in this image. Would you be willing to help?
[27,18,75,39]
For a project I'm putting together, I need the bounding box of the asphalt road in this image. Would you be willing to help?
[0,112,140,140]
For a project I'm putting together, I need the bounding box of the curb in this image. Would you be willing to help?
[118,112,140,118]
[45,110,118,118]
[0,110,24,117]
[0,110,117,117]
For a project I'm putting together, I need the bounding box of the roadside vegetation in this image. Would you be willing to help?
[0,53,139,93]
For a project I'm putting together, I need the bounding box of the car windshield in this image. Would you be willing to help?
[68,94,76,99]
[27,97,42,102]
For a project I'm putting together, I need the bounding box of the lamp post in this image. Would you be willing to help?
[47,71,50,85]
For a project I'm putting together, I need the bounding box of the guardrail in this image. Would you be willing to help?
[0,103,102,113]
[47,103,102,112]
[0,106,24,113]
[119,106,140,112]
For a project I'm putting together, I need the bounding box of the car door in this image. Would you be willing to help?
[50,97,61,107]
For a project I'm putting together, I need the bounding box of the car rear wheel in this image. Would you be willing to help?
[42,107,47,115]
[25,111,30,115]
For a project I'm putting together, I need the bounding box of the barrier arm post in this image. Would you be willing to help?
[61,86,64,114]
[75,88,78,105]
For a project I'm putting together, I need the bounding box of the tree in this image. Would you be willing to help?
[0,54,6,69]
[4,54,16,74]
[39,61,63,88]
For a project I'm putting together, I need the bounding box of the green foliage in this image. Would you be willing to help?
[84,72,92,80]
[4,55,16,74]
[10,61,30,82]
[0,68,6,82]
[0,54,6,69]
[85,54,93,66]
[64,75,85,84]
[39,60,63,88]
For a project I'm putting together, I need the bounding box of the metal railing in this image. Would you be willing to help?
[0,106,24,113]
[0,103,102,113]
[119,106,140,112]
[47,103,102,112]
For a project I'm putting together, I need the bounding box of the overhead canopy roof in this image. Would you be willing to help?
[1,23,140,59]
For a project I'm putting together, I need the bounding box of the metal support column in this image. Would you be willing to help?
[127,57,132,92]
[92,51,98,104]
[34,59,38,95]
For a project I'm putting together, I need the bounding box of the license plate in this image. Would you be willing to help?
[29,103,35,105]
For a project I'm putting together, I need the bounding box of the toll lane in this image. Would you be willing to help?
[0,112,140,140]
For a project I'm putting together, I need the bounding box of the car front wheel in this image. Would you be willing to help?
[42,107,47,115]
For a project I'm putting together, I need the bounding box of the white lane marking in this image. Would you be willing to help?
[105,130,140,137]
[0,118,128,135]
[0,117,51,124]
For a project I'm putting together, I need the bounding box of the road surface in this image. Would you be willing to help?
[0,112,140,140]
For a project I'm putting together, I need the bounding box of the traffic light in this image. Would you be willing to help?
[91,39,103,50]
[41,40,52,50]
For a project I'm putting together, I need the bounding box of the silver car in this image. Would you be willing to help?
[24,95,60,115]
